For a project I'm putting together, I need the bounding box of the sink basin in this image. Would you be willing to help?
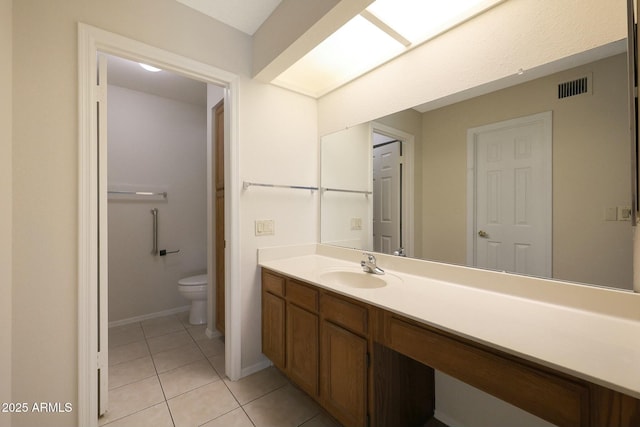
[318,269,401,289]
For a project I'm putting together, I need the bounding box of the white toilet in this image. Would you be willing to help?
[178,274,208,325]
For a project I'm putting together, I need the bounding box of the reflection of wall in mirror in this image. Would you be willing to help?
[321,123,373,249]
[416,53,630,289]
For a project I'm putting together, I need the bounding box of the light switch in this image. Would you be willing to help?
[255,219,275,236]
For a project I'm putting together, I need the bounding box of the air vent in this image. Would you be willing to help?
[558,76,590,99]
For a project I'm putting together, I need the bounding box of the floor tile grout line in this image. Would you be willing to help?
[213,372,259,427]
[110,314,275,427]
[233,380,290,407]
[99,400,171,427]
[108,352,150,368]
[142,327,179,427]
[104,314,202,426]
[100,336,167,427]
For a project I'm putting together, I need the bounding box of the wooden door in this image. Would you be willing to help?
[321,321,368,427]
[214,100,225,334]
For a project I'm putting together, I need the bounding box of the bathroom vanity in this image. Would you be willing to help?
[259,245,640,427]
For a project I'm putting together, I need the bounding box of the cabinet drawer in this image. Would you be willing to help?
[321,293,368,336]
[263,270,285,297]
[287,280,318,311]
[386,314,588,427]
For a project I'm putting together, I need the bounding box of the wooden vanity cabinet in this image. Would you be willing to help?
[262,269,373,426]
[261,271,286,370]
[262,267,640,427]
[286,280,319,397]
[378,311,640,427]
[261,270,320,398]
[320,293,370,427]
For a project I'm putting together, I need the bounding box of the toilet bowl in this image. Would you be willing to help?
[178,274,208,325]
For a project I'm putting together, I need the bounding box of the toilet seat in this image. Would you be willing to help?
[178,274,207,286]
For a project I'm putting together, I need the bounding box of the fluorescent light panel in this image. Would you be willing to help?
[367,0,499,44]
[273,15,405,97]
[272,0,504,97]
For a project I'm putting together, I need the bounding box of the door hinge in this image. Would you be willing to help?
[366,352,370,368]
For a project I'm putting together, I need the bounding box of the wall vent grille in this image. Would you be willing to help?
[558,76,590,99]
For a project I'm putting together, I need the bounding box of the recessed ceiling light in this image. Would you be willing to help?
[139,63,162,72]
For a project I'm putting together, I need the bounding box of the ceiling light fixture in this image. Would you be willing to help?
[139,63,162,72]
[272,0,505,97]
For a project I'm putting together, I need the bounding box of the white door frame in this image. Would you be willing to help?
[77,23,242,427]
[371,122,415,257]
[466,111,552,274]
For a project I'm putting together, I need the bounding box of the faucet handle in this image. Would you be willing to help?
[393,247,406,257]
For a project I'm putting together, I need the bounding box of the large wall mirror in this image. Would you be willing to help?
[321,9,636,291]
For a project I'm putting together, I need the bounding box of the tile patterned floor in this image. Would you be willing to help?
[101,313,341,427]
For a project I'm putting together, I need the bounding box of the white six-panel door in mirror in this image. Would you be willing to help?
[373,139,402,254]
[469,112,552,277]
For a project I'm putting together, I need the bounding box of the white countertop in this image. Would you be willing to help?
[258,244,640,400]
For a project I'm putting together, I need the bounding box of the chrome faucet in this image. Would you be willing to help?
[361,252,385,275]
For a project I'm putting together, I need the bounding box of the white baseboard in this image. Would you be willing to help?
[240,359,272,378]
[434,409,464,427]
[205,327,222,339]
[108,305,191,328]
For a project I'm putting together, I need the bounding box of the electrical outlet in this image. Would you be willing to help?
[350,217,362,230]
[255,219,274,236]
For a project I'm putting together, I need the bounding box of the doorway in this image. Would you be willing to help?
[78,24,241,427]
[371,123,415,257]
[103,52,225,415]
[373,134,402,254]
[466,112,552,276]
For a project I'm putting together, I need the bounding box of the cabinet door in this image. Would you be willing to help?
[287,304,319,397]
[262,292,286,370]
[322,321,368,427]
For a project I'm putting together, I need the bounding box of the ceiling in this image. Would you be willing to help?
[173,0,283,35]
[106,54,208,107]
[105,1,284,103]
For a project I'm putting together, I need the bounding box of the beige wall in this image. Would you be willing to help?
[421,53,632,289]
[7,1,634,426]
[107,84,207,323]
[321,123,373,249]
[238,77,318,371]
[11,1,316,426]
[1,0,12,426]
